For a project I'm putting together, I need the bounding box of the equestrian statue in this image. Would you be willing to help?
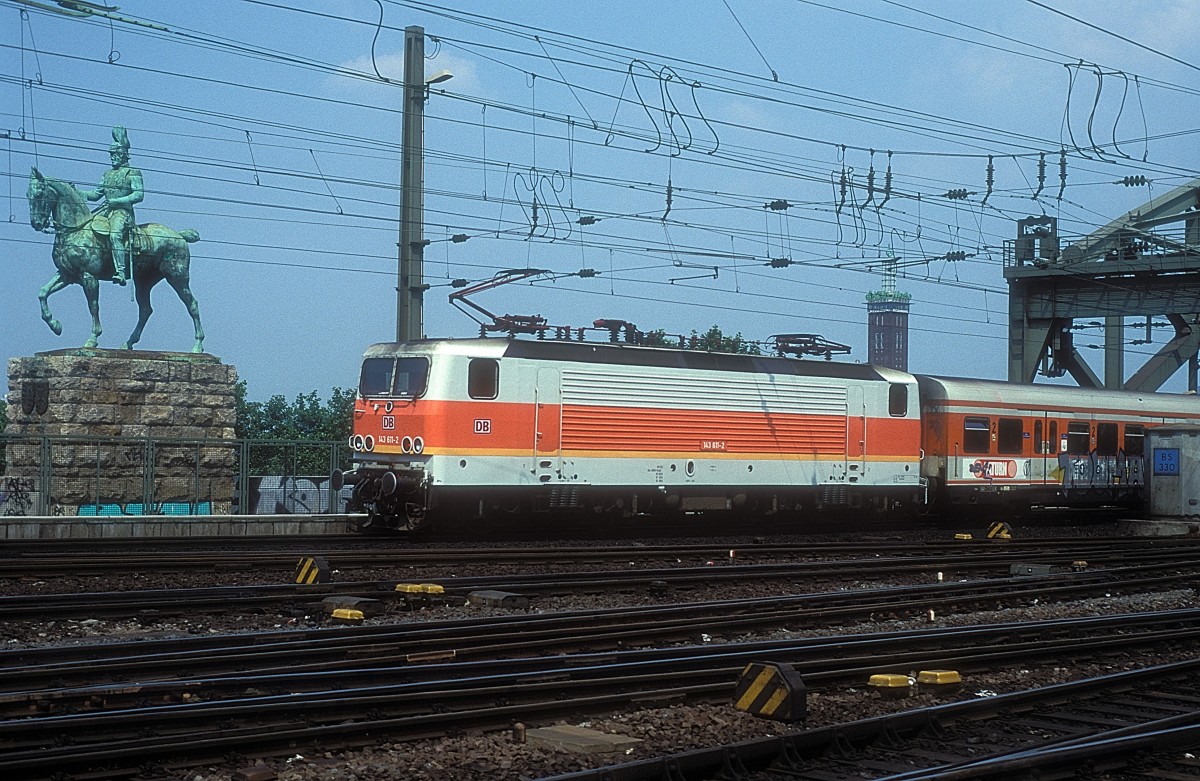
[26,126,205,353]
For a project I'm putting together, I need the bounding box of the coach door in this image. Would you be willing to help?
[1029,411,1051,485]
[846,386,866,478]
[533,368,562,482]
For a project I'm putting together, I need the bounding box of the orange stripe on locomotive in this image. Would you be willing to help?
[358,397,921,461]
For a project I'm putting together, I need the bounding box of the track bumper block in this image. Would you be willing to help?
[395,582,447,609]
[330,608,365,623]
[294,556,332,584]
[917,669,962,695]
[869,673,914,698]
[733,661,807,721]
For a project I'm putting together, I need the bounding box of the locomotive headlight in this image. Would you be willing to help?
[401,436,414,454]
[347,435,356,450]
[364,434,376,452]
[413,436,424,454]
[353,434,365,451]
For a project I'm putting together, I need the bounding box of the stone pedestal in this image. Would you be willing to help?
[3,349,238,515]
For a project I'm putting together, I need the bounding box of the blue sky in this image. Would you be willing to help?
[3,1,1199,400]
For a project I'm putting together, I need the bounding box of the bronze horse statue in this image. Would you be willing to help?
[26,168,205,353]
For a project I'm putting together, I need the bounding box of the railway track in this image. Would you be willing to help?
[2,610,1198,779]
[542,658,1200,780]
[3,551,1198,621]
[2,567,1195,703]
[3,535,1198,577]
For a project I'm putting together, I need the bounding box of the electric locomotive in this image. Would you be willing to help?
[337,337,923,530]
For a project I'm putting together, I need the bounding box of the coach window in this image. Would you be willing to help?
[998,418,1023,454]
[1034,420,1045,454]
[392,357,429,398]
[359,358,393,397]
[888,384,908,417]
[1096,422,1118,456]
[1050,420,1059,452]
[963,417,990,454]
[468,358,499,400]
[1124,424,1145,456]
[1067,422,1091,455]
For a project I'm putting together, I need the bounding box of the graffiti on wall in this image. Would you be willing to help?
[0,477,36,516]
[245,476,352,515]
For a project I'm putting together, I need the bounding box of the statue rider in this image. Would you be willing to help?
[83,126,143,286]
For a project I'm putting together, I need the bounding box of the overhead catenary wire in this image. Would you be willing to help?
[5,0,1197,361]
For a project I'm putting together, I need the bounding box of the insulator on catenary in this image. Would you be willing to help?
[944,188,969,200]
[450,233,469,243]
[878,151,893,209]
[577,215,599,225]
[769,257,793,268]
[765,199,790,211]
[1057,150,1067,201]
[982,155,994,205]
[1118,175,1148,187]
[862,150,876,208]
[945,251,967,261]
[1033,152,1046,199]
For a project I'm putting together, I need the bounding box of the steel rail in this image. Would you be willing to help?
[1,564,1197,689]
[2,536,1196,577]
[4,550,1199,621]
[1,614,1198,778]
[540,658,1200,780]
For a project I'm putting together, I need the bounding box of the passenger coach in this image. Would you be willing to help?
[918,376,1200,511]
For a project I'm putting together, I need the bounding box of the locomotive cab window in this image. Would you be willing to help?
[1067,422,1091,455]
[997,418,1023,454]
[1124,424,1145,456]
[468,358,499,399]
[888,384,908,417]
[359,358,394,397]
[1096,422,1118,456]
[963,417,990,454]
[392,357,429,398]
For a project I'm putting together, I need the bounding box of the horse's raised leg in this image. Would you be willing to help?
[38,271,70,335]
[165,275,206,353]
[79,273,102,348]
[122,276,154,350]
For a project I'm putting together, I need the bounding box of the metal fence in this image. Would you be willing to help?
[0,435,352,517]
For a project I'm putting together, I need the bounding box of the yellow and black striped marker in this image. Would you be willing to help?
[987,521,1013,539]
[294,556,331,584]
[732,661,807,721]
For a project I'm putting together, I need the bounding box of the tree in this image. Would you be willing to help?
[235,382,355,475]
[642,325,762,355]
